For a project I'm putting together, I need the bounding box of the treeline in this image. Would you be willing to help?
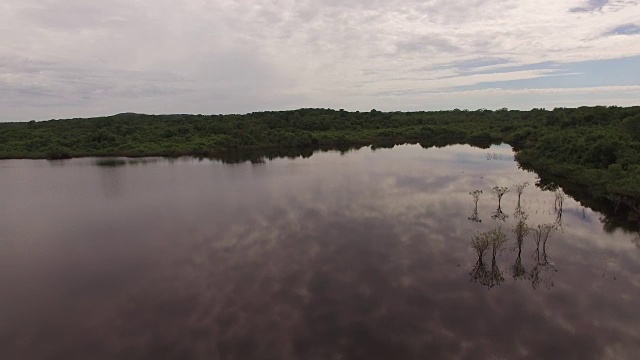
[0,108,514,159]
[2,106,640,216]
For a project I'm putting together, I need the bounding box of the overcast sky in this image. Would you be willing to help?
[1,0,640,121]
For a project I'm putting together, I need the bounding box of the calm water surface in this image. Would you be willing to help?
[1,144,639,359]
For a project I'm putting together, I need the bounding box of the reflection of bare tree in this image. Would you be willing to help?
[630,202,640,250]
[554,190,565,211]
[530,253,542,289]
[488,259,504,288]
[486,153,508,161]
[468,190,482,223]
[470,228,508,288]
[553,190,565,228]
[491,206,508,222]
[491,186,509,222]
[488,228,508,288]
[633,233,640,250]
[469,209,481,223]
[511,213,530,280]
[529,224,557,289]
[631,202,640,228]
[470,232,490,286]
[554,207,563,227]
[606,194,624,214]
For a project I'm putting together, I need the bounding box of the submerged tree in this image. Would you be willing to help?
[514,182,529,208]
[492,186,510,206]
[468,190,483,222]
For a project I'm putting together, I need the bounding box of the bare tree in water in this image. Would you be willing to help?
[511,213,530,280]
[529,223,557,289]
[492,186,510,206]
[514,182,529,212]
[468,190,482,223]
[491,186,510,222]
[471,228,508,288]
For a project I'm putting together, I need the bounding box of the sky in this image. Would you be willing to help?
[1,0,640,121]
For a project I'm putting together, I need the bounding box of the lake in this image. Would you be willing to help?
[1,144,639,359]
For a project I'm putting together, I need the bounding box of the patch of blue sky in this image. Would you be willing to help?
[451,55,640,91]
[451,58,512,71]
[454,61,557,77]
[605,24,640,36]
[570,0,609,13]
[420,57,512,73]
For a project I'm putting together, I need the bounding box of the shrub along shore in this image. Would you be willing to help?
[2,106,640,225]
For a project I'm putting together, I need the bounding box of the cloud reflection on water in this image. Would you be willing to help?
[0,144,639,359]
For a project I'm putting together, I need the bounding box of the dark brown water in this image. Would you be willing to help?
[1,144,639,360]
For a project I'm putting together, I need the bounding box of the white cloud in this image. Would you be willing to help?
[373,85,640,111]
[1,0,639,120]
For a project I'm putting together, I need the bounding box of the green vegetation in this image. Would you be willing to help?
[2,106,640,220]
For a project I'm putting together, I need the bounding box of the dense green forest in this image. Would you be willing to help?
[2,106,640,225]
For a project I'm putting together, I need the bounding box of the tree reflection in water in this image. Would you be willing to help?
[511,211,530,281]
[630,201,640,248]
[632,232,640,249]
[529,224,558,289]
[470,231,490,286]
[467,186,563,290]
[468,190,482,223]
[491,206,508,222]
[470,228,508,288]
[554,190,565,228]
[491,186,510,222]
[488,228,508,288]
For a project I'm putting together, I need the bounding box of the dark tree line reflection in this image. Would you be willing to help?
[468,182,560,289]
